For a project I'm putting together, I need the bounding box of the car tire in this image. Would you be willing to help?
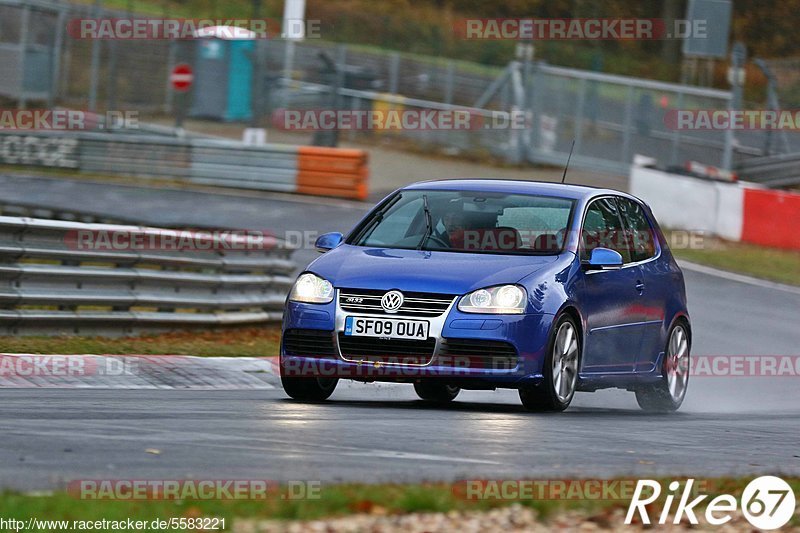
[635,321,690,412]
[414,381,460,403]
[519,314,580,412]
[281,376,338,402]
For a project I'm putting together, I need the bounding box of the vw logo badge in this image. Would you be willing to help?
[380,290,404,313]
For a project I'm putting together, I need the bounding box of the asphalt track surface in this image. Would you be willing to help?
[0,174,799,491]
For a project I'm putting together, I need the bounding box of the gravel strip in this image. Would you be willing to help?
[233,505,798,532]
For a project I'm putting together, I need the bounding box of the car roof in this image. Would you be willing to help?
[401,178,624,201]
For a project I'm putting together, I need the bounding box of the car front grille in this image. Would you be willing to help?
[283,329,337,358]
[337,333,436,365]
[438,338,518,370]
[338,288,455,317]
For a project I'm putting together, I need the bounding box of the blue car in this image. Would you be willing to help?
[280,180,691,412]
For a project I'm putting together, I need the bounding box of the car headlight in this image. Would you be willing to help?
[458,285,526,314]
[289,273,334,304]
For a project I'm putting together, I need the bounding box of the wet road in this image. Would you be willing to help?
[0,173,798,490]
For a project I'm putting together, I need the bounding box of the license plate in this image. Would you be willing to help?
[344,316,429,340]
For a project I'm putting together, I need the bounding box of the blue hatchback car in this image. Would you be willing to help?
[280,180,691,412]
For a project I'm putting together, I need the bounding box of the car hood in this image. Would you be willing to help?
[307,244,559,294]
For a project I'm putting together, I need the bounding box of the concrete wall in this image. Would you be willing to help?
[630,160,800,250]
[629,165,743,241]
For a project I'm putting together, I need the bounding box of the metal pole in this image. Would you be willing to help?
[17,4,30,110]
[508,62,524,164]
[251,39,265,126]
[521,44,534,162]
[250,0,263,126]
[106,40,118,112]
[621,85,634,166]
[389,52,400,95]
[59,9,73,100]
[88,0,102,112]
[669,91,684,165]
[529,64,541,159]
[48,6,67,108]
[573,77,587,156]
[164,40,177,113]
[175,91,186,130]
[282,40,296,108]
[722,42,746,170]
[335,44,347,110]
[444,61,454,105]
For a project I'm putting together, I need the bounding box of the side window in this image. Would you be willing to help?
[618,198,657,262]
[580,198,631,263]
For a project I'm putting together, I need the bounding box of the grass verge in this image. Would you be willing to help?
[0,327,281,357]
[1,478,797,531]
[667,231,800,287]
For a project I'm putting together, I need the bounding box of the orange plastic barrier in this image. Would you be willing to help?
[296,146,369,200]
[741,188,800,250]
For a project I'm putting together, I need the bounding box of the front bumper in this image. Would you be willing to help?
[280,295,554,387]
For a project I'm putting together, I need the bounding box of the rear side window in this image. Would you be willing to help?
[580,198,631,263]
[618,198,657,262]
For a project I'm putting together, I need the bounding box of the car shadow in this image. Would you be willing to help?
[278,397,688,417]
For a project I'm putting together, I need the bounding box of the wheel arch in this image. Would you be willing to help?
[555,303,585,368]
[668,312,692,345]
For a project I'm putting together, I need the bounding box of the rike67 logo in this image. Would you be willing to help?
[626,476,796,530]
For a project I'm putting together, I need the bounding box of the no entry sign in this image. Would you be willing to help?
[170,63,194,92]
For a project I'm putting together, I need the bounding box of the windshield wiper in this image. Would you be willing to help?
[416,194,433,250]
[353,193,403,245]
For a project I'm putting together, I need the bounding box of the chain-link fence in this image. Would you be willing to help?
[764,57,800,109]
[1,0,771,175]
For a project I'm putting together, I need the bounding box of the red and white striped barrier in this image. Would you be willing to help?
[630,159,800,250]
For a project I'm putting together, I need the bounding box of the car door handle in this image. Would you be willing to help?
[635,281,645,292]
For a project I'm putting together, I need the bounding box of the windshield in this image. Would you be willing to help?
[351,189,575,255]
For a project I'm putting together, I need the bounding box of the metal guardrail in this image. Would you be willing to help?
[736,152,800,188]
[0,216,296,335]
[0,130,369,199]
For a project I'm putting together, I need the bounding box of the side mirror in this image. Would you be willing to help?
[315,232,343,252]
[582,247,623,271]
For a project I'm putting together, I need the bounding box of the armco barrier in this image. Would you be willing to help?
[630,160,800,250]
[0,216,296,336]
[742,189,800,250]
[0,131,369,200]
[297,146,368,199]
